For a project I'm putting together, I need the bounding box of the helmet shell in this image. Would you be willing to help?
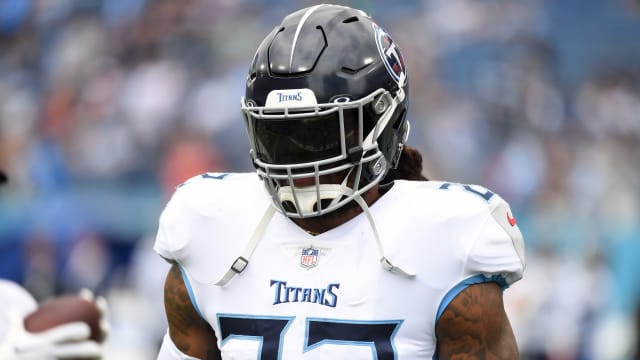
[246,4,407,109]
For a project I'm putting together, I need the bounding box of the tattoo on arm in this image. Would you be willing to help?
[164,264,221,359]
[436,282,518,359]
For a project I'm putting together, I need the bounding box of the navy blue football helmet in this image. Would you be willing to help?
[241,4,410,218]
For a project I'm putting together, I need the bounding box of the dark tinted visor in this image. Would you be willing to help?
[249,109,359,165]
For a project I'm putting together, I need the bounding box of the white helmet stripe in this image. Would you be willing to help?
[289,4,324,70]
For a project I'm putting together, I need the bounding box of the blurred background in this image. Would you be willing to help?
[0,0,639,358]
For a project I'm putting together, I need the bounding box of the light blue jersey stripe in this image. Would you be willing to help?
[179,264,205,320]
[435,274,508,321]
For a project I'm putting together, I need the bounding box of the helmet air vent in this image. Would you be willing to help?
[269,22,326,76]
[342,16,359,24]
[341,62,372,75]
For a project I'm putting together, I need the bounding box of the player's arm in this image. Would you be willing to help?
[436,282,518,359]
[160,263,221,360]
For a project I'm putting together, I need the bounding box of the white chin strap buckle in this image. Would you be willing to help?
[278,184,350,215]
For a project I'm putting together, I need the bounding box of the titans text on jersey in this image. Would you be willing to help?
[270,280,339,307]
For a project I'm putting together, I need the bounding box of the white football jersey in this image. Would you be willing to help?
[0,279,37,342]
[155,172,525,359]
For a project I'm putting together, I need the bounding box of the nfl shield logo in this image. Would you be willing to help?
[300,247,319,269]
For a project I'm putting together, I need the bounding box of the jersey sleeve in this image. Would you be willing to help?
[0,279,38,340]
[154,194,187,263]
[153,172,270,284]
[153,173,213,263]
[0,279,37,316]
[464,196,526,287]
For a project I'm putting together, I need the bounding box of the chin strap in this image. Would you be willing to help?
[278,168,355,217]
[353,194,416,278]
[279,183,349,215]
[215,193,415,286]
[215,205,276,286]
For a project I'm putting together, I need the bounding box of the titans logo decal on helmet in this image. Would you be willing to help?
[373,23,406,84]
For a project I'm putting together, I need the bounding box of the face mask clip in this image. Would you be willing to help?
[347,146,363,164]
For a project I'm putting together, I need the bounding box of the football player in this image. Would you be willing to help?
[0,280,107,360]
[0,171,109,360]
[155,4,525,359]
